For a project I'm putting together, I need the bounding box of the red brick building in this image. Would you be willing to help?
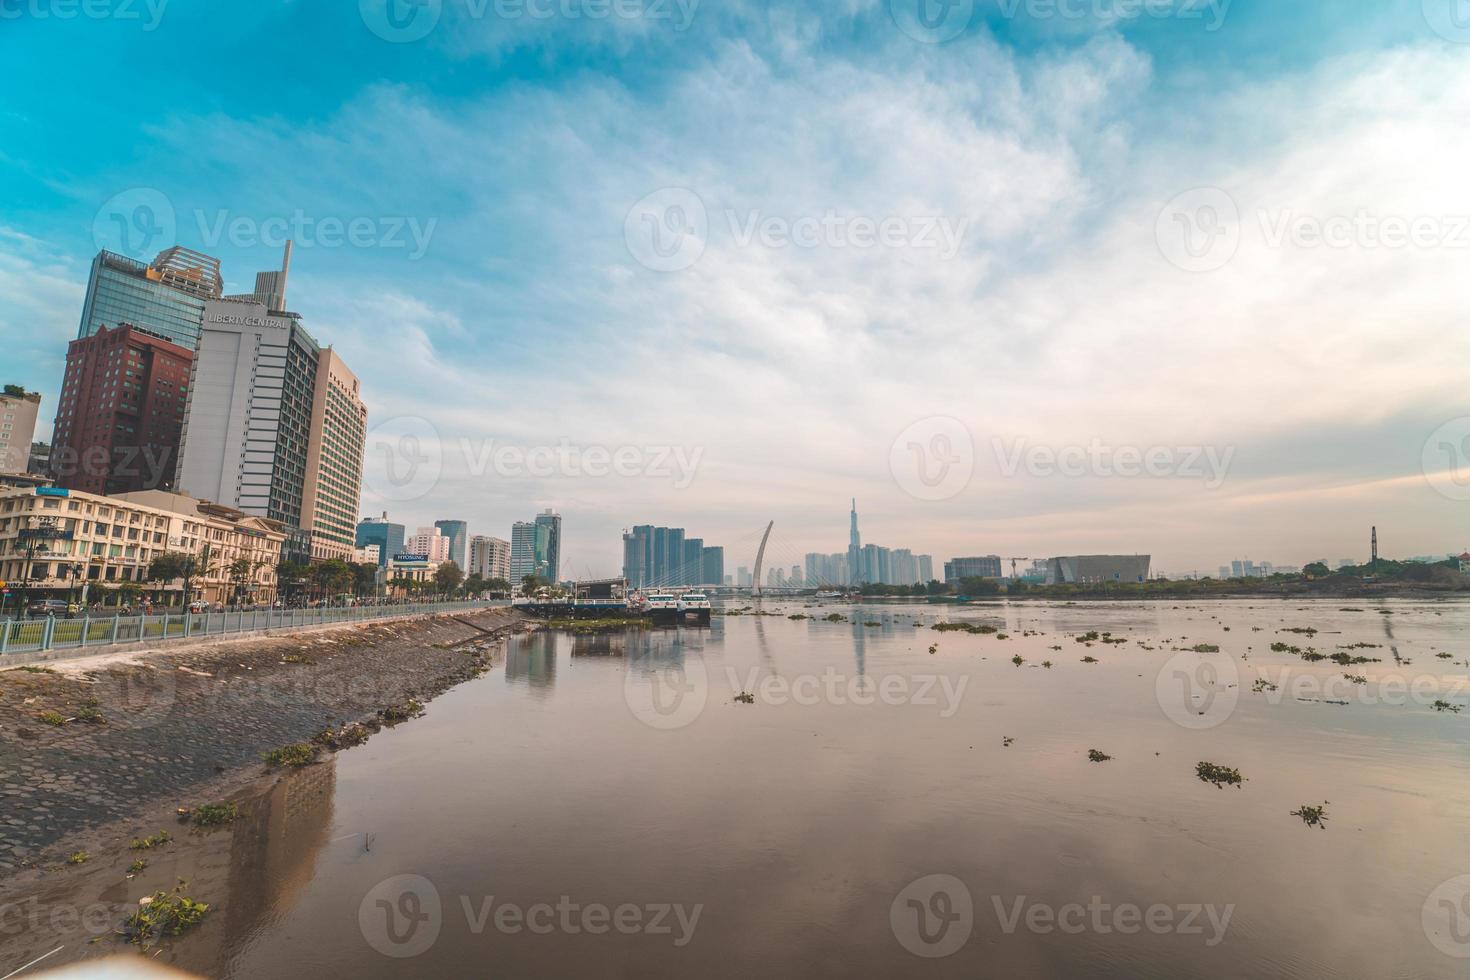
[51,324,193,495]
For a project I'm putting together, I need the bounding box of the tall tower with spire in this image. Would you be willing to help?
[848,498,863,585]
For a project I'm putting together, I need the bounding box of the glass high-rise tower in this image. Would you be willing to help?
[77,247,223,351]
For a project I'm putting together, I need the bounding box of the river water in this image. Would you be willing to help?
[17,598,1470,978]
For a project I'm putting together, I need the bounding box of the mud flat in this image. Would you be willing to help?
[0,607,533,874]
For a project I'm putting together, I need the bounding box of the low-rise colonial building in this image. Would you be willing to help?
[0,485,285,605]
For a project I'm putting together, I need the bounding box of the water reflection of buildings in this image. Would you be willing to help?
[170,763,337,978]
[505,632,561,689]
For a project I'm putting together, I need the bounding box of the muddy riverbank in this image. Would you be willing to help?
[0,607,533,874]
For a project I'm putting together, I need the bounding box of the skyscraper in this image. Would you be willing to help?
[78,247,222,350]
[435,519,469,571]
[49,325,191,495]
[300,347,367,562]
[700,546,724,587]
[535,510,562,583]
[848,498,863,585]
[174,254,365,564]
[404,527,451,562]
[356,514,405,568]
[0,385,42,475]
[511,520,550,582]
[469,535,511,581]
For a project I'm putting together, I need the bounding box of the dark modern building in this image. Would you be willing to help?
[534,510,561,583]
[356,514,405,568]
[434,519,469,571]
[622,524,724,587]
[50,324,193,495]
[78,247,222,351]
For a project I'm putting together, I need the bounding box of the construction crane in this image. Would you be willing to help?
[1002,557,1030,580]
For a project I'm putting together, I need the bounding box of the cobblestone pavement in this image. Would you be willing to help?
[0,609,529,872]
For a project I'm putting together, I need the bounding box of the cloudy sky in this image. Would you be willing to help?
[3,0,1468,578]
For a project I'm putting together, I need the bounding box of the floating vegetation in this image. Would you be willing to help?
[76,703,106,724]
[130,831,172,851]
[864,621,882,628]
[933,622,997,634]
[1011,654,1024,667]
[122,891,209,948]
[788,614,810,621]
[996,633,1009,640]
[1342,674,1367,685]
[381,698,425,723]
[1298,649,1327,662]
[1339,642,1381,649]
[262,743,318,768]
[1189,644,1220,653]
[66,851,89,865]
[824,613,847,623]
[37,710,66,726]
[1339,608,1364,612]
[1101,635,1128,645]
[1088,749,1112,763]
[128,859,148,874]
[1002,736,1015,747]
[1042,661,1053,669]
[1269,642,1296,654]
[545,616,651,632]
[190,803,238,827]
[1081,656,1099,664]
[281,654,311,664]
[1437,652,1453,660]
[1329,652,1379,665]
[1196,761,1244,788]
[1281,627,1318,635]
[314,722,373,750]
[1252,679,1278,693]
[1076,631,1101,643]
[733,691,755,704]
[1291,802,1329,828]
[1433,700,1463,714]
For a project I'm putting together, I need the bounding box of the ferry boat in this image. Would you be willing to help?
[815,590,844,600]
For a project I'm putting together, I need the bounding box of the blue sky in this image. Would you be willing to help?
[3,0,1468,577]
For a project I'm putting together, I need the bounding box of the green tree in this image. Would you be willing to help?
[434,561,464,596]
[351,562,379,597]
[1303,562,1330,578]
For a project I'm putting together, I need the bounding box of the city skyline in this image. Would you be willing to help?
[3,4,1466,577]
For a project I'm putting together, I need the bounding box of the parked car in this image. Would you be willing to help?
[26,598,70,618]
[188,600,211,614]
